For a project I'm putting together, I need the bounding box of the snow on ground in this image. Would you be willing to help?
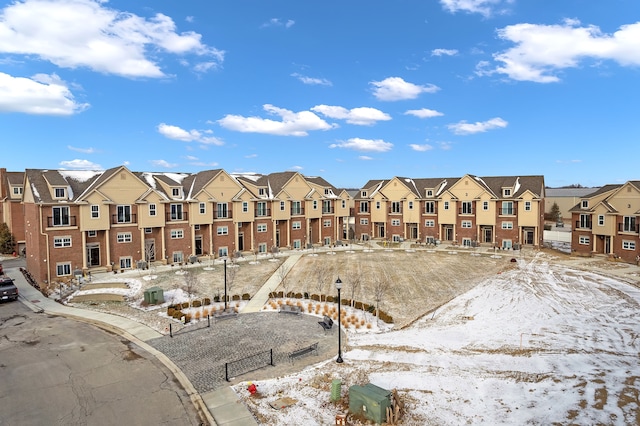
[233,254,640,425]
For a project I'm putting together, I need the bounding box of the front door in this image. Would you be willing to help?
[275,230,280,248]
[483,227,492,243]
[376,224,385,238]
[145,239,155,262]
[523,229,534,245]
[87,244,100,267]
[195,236,203,255]
[238,232,244,251]
[444,226,454,241]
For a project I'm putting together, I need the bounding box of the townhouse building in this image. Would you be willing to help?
[570,181,640,262]
[20,166,350,285]
[354,174,545,249]
[0,168,25,255]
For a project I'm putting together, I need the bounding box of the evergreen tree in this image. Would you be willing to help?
[0,222,16,254]
[550,202,561,222]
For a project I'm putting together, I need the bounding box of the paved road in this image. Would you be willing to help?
[0,300,206,426]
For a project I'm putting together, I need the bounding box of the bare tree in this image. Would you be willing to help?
[345,262,363,308]
[372,265,391,320]
[278,262,291,297]
[182,270,198,303]
[312,260,329,299]
[224,261,238,304]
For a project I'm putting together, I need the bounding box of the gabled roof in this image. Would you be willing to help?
[26,169,106,203]
[6,172,24,186]
[180,169,223,199]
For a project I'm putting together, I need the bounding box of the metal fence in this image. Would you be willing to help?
[225,349,274,381]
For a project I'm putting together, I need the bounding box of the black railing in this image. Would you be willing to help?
[255,208,271,217]
[576,220,592,229]
[322,207,334,214]
[166,211,188,221]
[47,216,77,227]
[214,210,232,219]
[388,207,403,214]
[618,223,639,233]
[459,208,474,215]
[111,214,137,224]
[291,207,305,216]
[500,208,515,215]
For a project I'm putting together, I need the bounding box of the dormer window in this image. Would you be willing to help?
[503,188,512,197]
[361,191,367,197]
[172,188,180,197]
[324,188,330,195]
[12,186,22,196]
[54,187,66,199]
[259,188,266,196]
[581,200,588,209]
[426,189,433,197]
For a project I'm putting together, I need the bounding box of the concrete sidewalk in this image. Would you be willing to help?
[242,253,302,313]
[6,266,259,426]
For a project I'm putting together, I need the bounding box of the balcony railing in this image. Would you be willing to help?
[322,207,334,214]
[111,214,137,224]
[500,208,515,215]
[255,208,271,217]
[214,210,233,219]
[166,211,188,221]
[291,207,305,216]
[47,216,77,227]
[575,220,592,229]
[618,223,639,233]
[459,208,474,215]
[388,207,403,214]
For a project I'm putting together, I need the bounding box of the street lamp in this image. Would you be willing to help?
[335,277,343,363]
[224,258,228,311]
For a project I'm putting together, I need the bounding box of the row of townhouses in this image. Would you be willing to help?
[1,167,638,286]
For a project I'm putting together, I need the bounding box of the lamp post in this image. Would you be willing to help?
[224,258,228,311]
[335,277,343,363]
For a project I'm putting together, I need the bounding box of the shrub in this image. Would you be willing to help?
[366,304,376,313]
[326,295,334,303]
[310,294,320,301]
[172,310,183,319]
[354,301,363,310]
[232,294,240,301]
[181,302,189,309]
[167,307,175,317]
[192,300,202,308]
[303,292,309,299]
[277,291,284,298]
[286,291,295,298]
[194,311,201,320]
[342,298,351,306]
[242,293,251,300]
[213,295,220,302]
[184,314,192,323]
[203,297,211,305]
[379,310,394,324]
[295,292,303,299]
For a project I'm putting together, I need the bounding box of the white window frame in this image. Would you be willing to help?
[54,187,66,199]
[622,216,636,233]
[293,240,301,249]
[359,201,369,213]
[217,226,229,236]
[199,202,206,215]
[117,205,132,223]
[461,220,472,229]
[376,201,381,210]
[408,201,414,210]
[425,201,435,214]
[341,200,346,209]
[524,201,531,211]
[323,219,332,227]
[258,243,267,253]
[291,201,302,215]
[117,232,132,243]
[426,190,433,197]
[170,203,184,221]
[52,206,71,226]
[172,188,180,197]
[149,203,156,217]
[444,201,449,210]
[292,221,301,230]
[218,247,228,257]
[90,205,99,219]
[462,238,472,247]
[172,252,183,263]
[257,224,267,233]
[13,186,23,196]
[119,257,133,269]
[501,221,513,230]
[360,218,368,225]
[425,220,435,227]
[280,201,285,211]
[242,201,249,213]
[598,215,604,226]
[622,240,636,250]
[56,262,72,276]
[194,224,200,231]
[503,188,512,197]
[391,219,400,226]
[144,227,152,234]
[324,237,331,245]
[170,229,184,239]
[87,230,97,237]
[392,235,401,242]
[581,200,588,209]
[54,236,72,248]
[313,200,318,210]
[579,236,590,245]
[502,239,512,249]
[483,201,489,211]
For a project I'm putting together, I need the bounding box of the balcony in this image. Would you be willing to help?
[214,210,233,219]
[459,208,474,215]
[255,208,271,217]
[111,214,137,225]
[618,223,639,233]
[500,208,515,215]
[291,207,305,216]
[388,207,403,214]
[166,211,188,222]
[575,220,592,230]
[322,207,334,214]
[47,216,77,227]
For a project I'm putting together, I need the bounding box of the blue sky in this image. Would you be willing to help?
[1,0,639,189]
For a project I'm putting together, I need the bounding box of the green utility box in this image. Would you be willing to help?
[348,383,391,424]
[143,286,164,305]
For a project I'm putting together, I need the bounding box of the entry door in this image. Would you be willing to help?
[238,232,244,251]
[605,236,611,254]
[195,236,203,255]
[444,226,453,241]
[409,225,418,239]
[275,230,280,248]
[87,244,100,267]
[145,239,155,262]
[523,230,534,245]
[376,224,385,238]
[483,227,492,243]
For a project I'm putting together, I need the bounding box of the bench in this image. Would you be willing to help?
[279,305,302,315]
[288,342,318,362]
[214,310,238,321]
[318,315,333,331]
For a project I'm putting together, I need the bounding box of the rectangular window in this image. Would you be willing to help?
[291,201,302,215]
[117,205,132,223]
[391,219,400,226]
[117,232,132,243]
[53,236,72,248]
[144,227,152,234]
[199,202,206,215]
[425,201,435,214]
[503,188,511,197]
[376,201,381,210]
[52,206,70,226]
[218,247,228,257]
[313,200,318,210]
[323,200,332,214]
[170,204,184,221]
[579,235,590,245]
[391,202,401,213]
[622,240,636,250]
[581,200,588,209]
[256,201,268,216]
[280,201,285,211]
[598,215,604,226]
[88,230,97,237]
[622,216,636,232]
[259,188,266,196]
[293,240,301,249]
[501,201,514,215]
[462,238,472,247]
[426,190,433,197]
[361,191,367,197]
[56,263,71,276]
[172,188,180,197]
[119,257,132,269]
[341,200,346,209]
[483,201,489,211]
[216,202,228,218]
[444,201,449,210]
[194,224,200,231]
[524,201,531,211]
[170,229,184,239]
[258,243,267,253]
[461,221,472,228]
[425,220,435,227]
[359,201,369,213]
[360,218,369,225]
[579,214,591,229]
[502,239,512,249]
[242,201,249,213]
[324,237,331,245]
[292,221,301,230]
[149,203,156,216]
[91,205,99,218]
[13,186,22,195]
[323,219,332,227]
[257,224,267,232]
[217,226,229,235]
[172,252,183,263]
[461,201,472,214]
[501,221,513,229]
[392,235,400,242]
[54,187,65,198]
[408,201,414,210]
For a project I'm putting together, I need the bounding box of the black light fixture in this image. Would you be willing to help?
[335,277,343,363]
[224,258,228,311]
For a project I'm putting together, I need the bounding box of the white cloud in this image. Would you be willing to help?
[404,108,444,119]
[218,104,336,136]
[0,72,89,115]
[157,123,223,145]
[245,153,258,158]
[59,159,102,169]
[329,138,393,152]
[288,165,303,171]
[311,105,391,126]
[291,73,332,86]
[488,20,640,83]
[448,117,508,135]
[67,145,96,154]
[150,159,178,168]
[440,0,511,17]
[358,156,373,160]
[431,48,458,56]
[409,143,434,152]
[0,0,224,78]
[260,18,295,29]
[370,77,439,101]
